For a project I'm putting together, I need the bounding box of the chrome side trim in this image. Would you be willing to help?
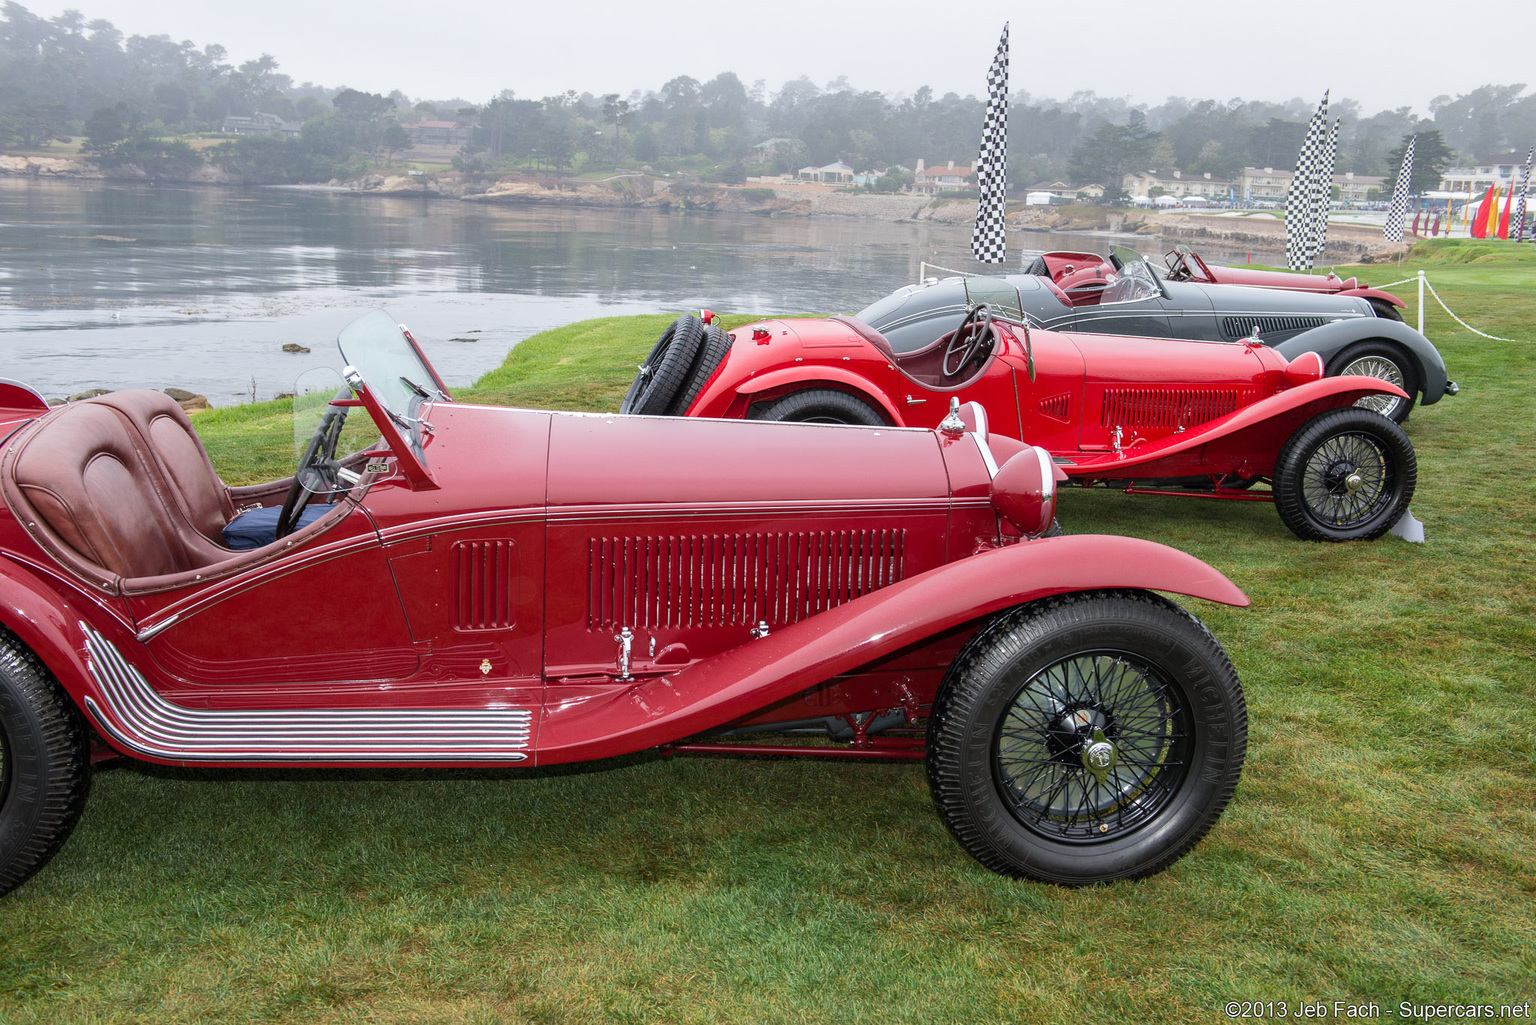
[82,626,531,762]
[971,432,1000,479]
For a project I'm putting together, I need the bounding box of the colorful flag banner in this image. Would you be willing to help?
[970,23,1009,264]
[1471,184,1494,238]
[1384,135,1415,242]
[1498,182,1513,238]
[1514,148,1534,244]
[1486,187,1502,237]
[1287,92,1329,270]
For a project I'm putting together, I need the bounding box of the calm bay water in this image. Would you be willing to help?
[0,179,1234,406]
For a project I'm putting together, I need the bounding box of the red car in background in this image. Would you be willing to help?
[625,275,1418,543]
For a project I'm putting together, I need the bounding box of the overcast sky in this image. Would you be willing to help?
[19,0,1536,115]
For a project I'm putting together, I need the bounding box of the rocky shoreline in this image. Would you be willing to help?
[2,152,1409,263]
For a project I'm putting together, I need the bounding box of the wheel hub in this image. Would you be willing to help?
[1322,459,1361,494]
[1081,728,1118,785]
[1045,705,1112,764]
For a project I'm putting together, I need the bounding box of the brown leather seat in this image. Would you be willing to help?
[2,392,231,588]
[92,391,236,544]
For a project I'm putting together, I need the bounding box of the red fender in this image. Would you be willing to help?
[535,535,1247,764]
[693,365,906,425]
[1339,287,1406,308]
[0,561,103,701]
[1065,375,1407,475]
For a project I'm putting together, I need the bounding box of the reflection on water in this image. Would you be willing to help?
[0,179,1233,405]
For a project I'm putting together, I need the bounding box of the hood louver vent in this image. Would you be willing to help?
[588,530,905,631]
[1039,393,1071,422]
[1101,387,1252,430]
[1222,315,1329,339]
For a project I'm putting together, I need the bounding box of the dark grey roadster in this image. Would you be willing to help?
[860,246,1456,424]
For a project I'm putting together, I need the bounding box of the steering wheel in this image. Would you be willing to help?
[1164,247,1193,281]
[941,305,994,378]
[275,387,351,539]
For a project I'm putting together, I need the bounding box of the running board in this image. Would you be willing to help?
[81,625,532,763]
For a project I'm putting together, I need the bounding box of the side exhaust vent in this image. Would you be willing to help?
[1100,387,1252,430]
[455,540,516,631]
[588,530,905,631]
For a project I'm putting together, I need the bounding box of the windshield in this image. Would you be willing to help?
[962,276,1025,321]
[1104,246,1165,303]
[337,309,446,424]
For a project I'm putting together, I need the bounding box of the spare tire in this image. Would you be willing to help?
[620,315,706,416]
[670,324,734,415]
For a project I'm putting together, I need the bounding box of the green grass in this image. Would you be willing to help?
[1,239,1532,1022]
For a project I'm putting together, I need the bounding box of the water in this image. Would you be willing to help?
[0,179,1243,405]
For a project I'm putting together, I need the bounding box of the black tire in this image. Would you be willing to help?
[1367,298,1404,322]
[669,324,733,415]
[0,630,91,898]
[746,388,886,426]
[620,315,706,416]
[926,591,1246,886]
[1326,340,1418,424]
[1273,407,1416,542]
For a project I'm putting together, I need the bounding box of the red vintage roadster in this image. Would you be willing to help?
[0,310,1251,895]
[629,277,1418,542]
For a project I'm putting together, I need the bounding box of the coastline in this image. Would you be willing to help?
[0,152,1409,263]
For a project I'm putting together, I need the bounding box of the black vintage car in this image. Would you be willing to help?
[859,246,1455,424]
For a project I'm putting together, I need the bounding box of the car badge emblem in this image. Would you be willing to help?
[479,659,492,676]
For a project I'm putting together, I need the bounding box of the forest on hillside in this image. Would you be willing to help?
[1,1,1532,193]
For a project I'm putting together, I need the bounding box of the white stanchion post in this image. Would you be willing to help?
[1418,270,1426,335]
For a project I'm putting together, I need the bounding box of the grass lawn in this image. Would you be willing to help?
[1,240,1532,1023]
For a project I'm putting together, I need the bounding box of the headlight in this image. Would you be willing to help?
[991,446,1057,538]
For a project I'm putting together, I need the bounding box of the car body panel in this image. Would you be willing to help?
[864,248,1449,407]
[685,314,1405,488]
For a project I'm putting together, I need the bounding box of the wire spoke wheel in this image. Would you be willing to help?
[1273,407,1416,542]
[1341,354,1407,417]
[995,651,1189,843]
[1298,431,1391,528]
[926,592,1246,886]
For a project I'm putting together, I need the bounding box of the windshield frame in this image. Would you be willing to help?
[332,310,442,490]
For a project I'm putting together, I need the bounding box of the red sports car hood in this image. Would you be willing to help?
[545,411,951,511]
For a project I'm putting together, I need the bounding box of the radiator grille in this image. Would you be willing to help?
[455,540,516,631]
[1039,393,1071,422]
[1100,387,1251,430]
[1222,314,1329,339]
[588,530,905,630]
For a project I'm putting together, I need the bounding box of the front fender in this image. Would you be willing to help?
[1272,318,1449,405]
[535,535,1246,764]
[1339,287,1406,308]
[694,364,906,424]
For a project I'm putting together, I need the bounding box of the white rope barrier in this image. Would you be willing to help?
[1418,274,1526,343]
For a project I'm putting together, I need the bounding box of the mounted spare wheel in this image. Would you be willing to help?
[670,323,734,415]
[620,314,706,416]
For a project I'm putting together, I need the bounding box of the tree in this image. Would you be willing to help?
[1069,111,1157,202]
[381,120,410,164]
[1386,128,1453,195]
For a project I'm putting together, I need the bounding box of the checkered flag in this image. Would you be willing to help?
[1286,92,1329,270]
[1310,119,1340,260]
[1384,135,1416,242]
[1513,147,1533,243]
[971,23,1009,264]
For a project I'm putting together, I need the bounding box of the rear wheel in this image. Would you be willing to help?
[926,592,1246,886]
[1327,341,1417,423]
[0,631,91,898]
[747,388,885,426]
[620,315,706,416]
[1273,407,1416,542]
